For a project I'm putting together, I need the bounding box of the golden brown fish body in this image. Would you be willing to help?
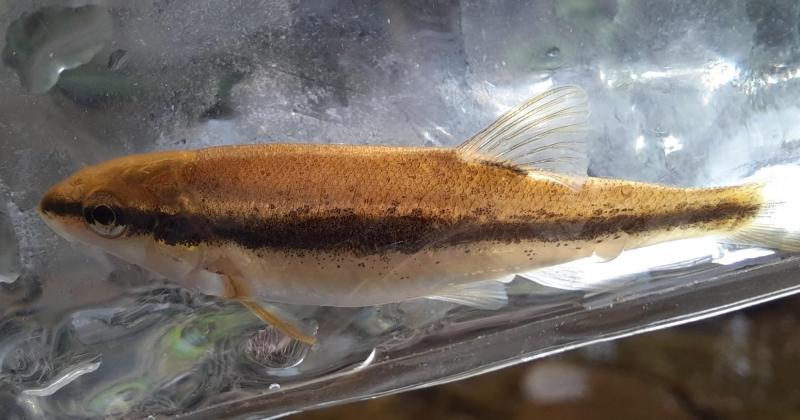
[38,86,800,342]
[38,143,762,306]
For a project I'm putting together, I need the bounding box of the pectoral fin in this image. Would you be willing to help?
[238,300,317,345]
[212,265,317,345]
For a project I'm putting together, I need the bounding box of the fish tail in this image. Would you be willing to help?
[728,165,800,252]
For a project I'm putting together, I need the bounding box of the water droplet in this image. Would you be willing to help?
[269,383,280,391]
[546,47,560,58]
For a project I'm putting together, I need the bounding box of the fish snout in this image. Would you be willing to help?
[39,184,82,219]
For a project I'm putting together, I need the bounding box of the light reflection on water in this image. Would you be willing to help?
[0,0,799,418]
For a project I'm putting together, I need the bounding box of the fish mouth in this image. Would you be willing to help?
[37,191,55,222]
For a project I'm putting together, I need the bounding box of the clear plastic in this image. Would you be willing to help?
[1,1,800,418]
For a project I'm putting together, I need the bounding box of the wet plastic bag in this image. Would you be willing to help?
[1,1,799,418]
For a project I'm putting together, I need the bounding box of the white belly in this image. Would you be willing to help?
[185,239,605,307]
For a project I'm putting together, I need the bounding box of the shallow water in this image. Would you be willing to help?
[1,0,800,418]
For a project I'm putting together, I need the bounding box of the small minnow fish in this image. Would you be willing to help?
[38,86,800,343]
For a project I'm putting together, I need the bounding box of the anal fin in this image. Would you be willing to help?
[427,280,509,310]
[517,238,723,292]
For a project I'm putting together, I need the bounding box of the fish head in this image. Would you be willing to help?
[38,150,197,277]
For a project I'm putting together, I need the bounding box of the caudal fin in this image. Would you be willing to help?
[729,165,800,252]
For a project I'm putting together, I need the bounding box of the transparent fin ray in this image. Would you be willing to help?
[517,265,612,292]
[214,265,317,345]
[427,280,509,310]
[458,85,590,175]
[727,165,800,253]
[239,300,317,345]
[516,239,722,292]
[494,274,516,284]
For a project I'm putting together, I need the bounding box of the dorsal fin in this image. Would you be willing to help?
[457,85,590,175]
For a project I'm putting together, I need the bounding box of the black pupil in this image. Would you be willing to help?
[92,205,116,226]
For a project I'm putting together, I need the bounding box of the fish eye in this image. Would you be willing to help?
[84,203,126,238]
[92,205,115,225]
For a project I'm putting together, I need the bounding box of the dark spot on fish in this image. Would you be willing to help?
[472,207,493,217]
[480,160,527,176]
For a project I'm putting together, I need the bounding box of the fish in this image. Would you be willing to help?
[38,86,800,344]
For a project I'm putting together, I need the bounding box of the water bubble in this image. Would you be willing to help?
[268,383,280,391]
[244,326,309,369]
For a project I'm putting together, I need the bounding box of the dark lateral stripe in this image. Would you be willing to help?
[39,195,84,219]
[41,196,760,254]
